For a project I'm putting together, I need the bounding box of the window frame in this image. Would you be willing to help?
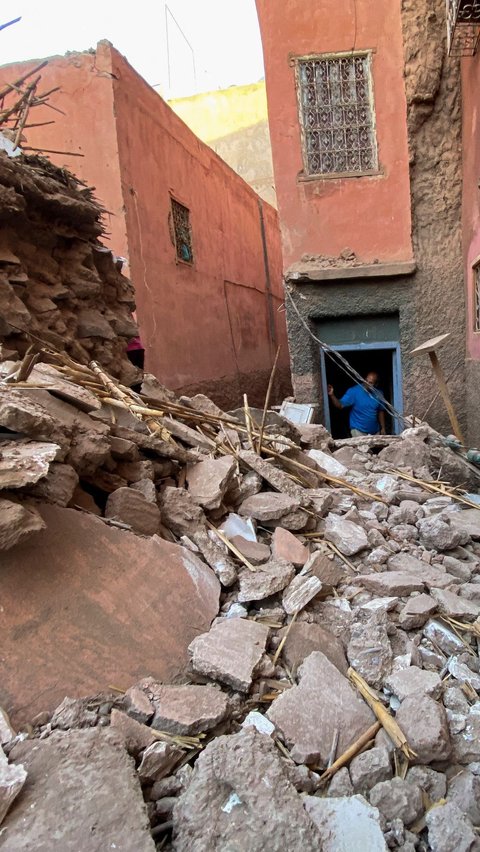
[294,49,380,181]
[473,256,480,333]
[169,195,194,266]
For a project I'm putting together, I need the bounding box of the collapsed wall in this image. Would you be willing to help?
[0,151,138,385]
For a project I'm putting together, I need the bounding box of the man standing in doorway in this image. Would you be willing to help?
[328,371,386,436]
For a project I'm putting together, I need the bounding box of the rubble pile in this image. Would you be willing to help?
[0,151,138,385]
[1,342,480,850]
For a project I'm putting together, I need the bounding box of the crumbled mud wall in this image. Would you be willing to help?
[0,152,138,385]
[289,0,467,438]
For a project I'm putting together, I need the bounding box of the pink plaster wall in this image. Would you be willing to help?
[255,0,414,269]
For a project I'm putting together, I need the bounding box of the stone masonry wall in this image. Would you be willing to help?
[289,0,466,439]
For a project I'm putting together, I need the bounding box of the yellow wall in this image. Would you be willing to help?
[168,81,268,144]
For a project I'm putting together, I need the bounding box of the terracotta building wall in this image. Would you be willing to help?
[0,44,290,406]
[255,0,414,268]
[108,46,289,405]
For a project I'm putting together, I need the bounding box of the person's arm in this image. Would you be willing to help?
[378,408,386,435]
[328,385,344,410]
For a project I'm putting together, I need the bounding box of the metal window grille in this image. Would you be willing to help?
[447,0,480,56]
[474,264,480,332]
[297,53,378,178]
[171,198,193,263]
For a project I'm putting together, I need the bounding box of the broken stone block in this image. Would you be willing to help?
[272,526,309,566]
[105,486,161,535]
[347,611,393,689]
[238,450,311,506]
[308,448,348,477]
[356,572,424,596]
[146,684,228,735]
[447,769,480,824]
[430,588,479,621]
[278,621,348,675]
[238,491,301,522]
[137,740,183,783]
[0,439,60,489]
[237,559,295,603]
[172,728,319,852]
[0,749,26,827]
[417,515,470,551]
[186,455,236,510]
[267,652,375,765]
[398,594,437,629]
[349,746,392,793]
[387,552,460,591]
[160,485,206,536]
[0,498,45,551]
[110,709,157,755]
[282,572,323,615]
[405,765,447,801]
[230,535,271,565]
[189,618,269,692]
[385,667,442,702]
[442,554,473,583]
[395,694,452,765]
[241,711,275,737]
[451,705,480,763]
[0,710,15,747]
[27,462,79,507]
[304,794,387,852]
[450,508,480,539]
[326,767,354,798]
[271,507,309,531]
[130,478,157,503]
[2,730,155,850]
[324,513,369,556]
[423,619,466,656]
[124,685,154,724]
[192,529,238,587]
[447,656,480,691]
[306,550,344,587]
[369,777,423,826]
[426,800,477,852]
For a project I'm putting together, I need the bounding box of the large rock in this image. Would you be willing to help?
[186,455,237,510]
[0,498,45,551]
[387,552,460,591]
[192,529,238,587]
[238,450,311,505]
[189,618,269,692]
[349,747,392,793]
[449,508,480,539]
[398,594,437,629]
[277,622,348,675]
[430,588,479,621]
[417,515,470,551]
[271,527,309,566]
[384,667,442,701]
[105,487,161,536]
[324,513,369,556]
[0,439,60,489]
[160,486,206,536]
[426,801,477,852]
[0,749,26,827]
[347,611,393,689]
[267,652,375,765]
[27,462,79,507]
[447,770,480,824]
[356,572,424,596]
[304,794,387,852]
[395,694,452,765]
[369,777,423,826]
[0,505,220,725]
[172,728,320,852]
[282,571,323,615]
[0,729,155,851]
[451,704,480,763]
[147,684,228,735]
[237,559,295,603]
[238,491,301,522]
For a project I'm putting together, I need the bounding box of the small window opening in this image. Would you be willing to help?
[474,262,480,331]
[171,198,193,263]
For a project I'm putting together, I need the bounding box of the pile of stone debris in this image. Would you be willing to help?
[1,352,480,851]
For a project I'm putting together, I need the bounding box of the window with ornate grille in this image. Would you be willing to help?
[474,263,480,332]
[171,198,193,263]
[296,52,378,178]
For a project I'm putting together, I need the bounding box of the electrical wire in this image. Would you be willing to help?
[285,286,410,428]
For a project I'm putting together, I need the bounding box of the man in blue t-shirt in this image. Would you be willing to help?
[328,371,386,437]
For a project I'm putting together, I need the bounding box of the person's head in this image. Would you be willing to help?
[364,371,379,387]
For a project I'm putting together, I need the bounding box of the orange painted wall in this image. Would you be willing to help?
[255,0,414,268]
[0,44,288,397]
[462,54,480,360]
[108,45,287,392]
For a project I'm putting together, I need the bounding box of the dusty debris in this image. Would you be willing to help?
[189,618,270,692]
[0,748,26,828]
[304,794,387,852]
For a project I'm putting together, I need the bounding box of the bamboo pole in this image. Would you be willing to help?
[257,345,281,453]
[319,722,381,783]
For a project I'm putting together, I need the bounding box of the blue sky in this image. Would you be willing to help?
[1,1,265,97]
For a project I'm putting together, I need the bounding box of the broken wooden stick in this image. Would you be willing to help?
[257,345,281,453]
[319,721,381,783]
[348,667,416,760]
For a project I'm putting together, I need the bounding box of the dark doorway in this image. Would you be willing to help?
[323,347,396,438]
